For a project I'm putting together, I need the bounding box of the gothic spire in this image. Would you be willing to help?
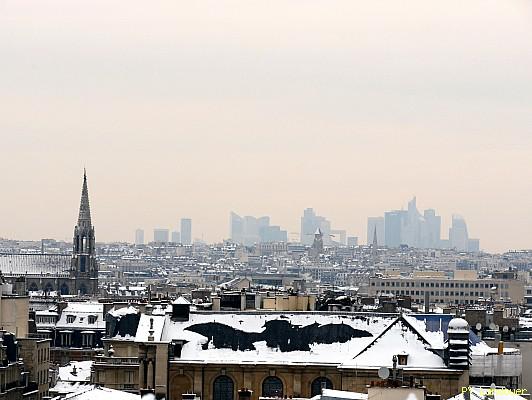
[78,169,92,228]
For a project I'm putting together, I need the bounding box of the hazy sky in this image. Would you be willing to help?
[1,0,532,252]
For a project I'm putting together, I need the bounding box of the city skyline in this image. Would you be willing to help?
[2,0,532,252]
[0,176,491,250]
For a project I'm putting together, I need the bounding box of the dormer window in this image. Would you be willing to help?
[67,315,76,324]
[88,315,97,324]
[397,352,409,366]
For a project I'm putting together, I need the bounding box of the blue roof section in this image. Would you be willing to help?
[411,314,481,344]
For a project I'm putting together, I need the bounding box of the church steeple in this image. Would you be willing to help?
[78,169,92,229]
[71,170,98,295]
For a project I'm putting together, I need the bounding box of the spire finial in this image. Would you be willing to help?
[78,170,91,228]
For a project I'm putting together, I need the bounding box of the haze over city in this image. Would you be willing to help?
[2,0,532,252]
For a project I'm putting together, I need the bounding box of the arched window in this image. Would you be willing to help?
[311,377,333,397]
[44,283,54,293]
[213,375,234,400]
[262,376,283,398]
[28,283,39,292]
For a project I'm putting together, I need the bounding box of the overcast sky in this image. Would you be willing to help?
[1,0,531,252]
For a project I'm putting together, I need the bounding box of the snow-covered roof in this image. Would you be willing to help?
[62,385,140,400]
[448,318,470,333]
[173,296,191,305]
[135,314,166,342]
[58,361,93,382]
[131,312,396,365]
[50,381,88,395]
[117,311,501,369]
[56,302,105,330]
[320,389,368,400]
[345,317,446,370]
[108,305,138,318]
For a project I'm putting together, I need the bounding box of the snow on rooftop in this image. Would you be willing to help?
[108,305,138,318]
[173,296,191,305]
[402,315,445,350]
[158,312,396,365]
[62,302,103,314]
[471,341,520,356]
[321,389,368,400]
[345,319,446,370]
[56,302,105,329]
[62,385,141,400]
[58,361,93,382]
[135,314,166,342]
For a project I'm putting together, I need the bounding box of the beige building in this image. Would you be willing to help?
[18,338,51,400]
[0,283,29,338]
[369,271,525,305]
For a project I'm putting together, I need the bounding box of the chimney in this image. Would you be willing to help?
[148,317,154,341]
[498,341,504,355]
[446,318,470,370]
[171,297,191,321]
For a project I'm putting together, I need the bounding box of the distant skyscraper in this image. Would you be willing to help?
[423,209,441,249]
[380,198,442,249]
[331,230,347,246]
[467,239,480,252]
[401,197,423,248]
[367,217,384,246]
[171,231,181,243]
[135,229,144,245]
[384,210,406,247]
[300,208,331,245]
[449,215,469,251]
[180,218,192,245]
[230,212,286,245]
[259,225,288,243]
[347,236,358,247]
[230,212,244,243]
[153,228,169,243]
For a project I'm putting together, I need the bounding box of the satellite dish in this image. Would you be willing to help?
[489,323,496,330]
[503,326,509,333]
[475,323,482,331]
[378,367,390,380]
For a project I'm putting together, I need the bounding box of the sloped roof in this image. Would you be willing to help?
[157,312,395,365]
[56,302,105,330]
[343,316,446,369]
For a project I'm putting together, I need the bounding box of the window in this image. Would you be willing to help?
[88,315,97,324]
[311,377,333,397]
[262,376,283,398]
[67,315,76,324]
[61,332,72,346]
[125,370,135,384]
[82,333,93,347]
[213,376,234,400]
